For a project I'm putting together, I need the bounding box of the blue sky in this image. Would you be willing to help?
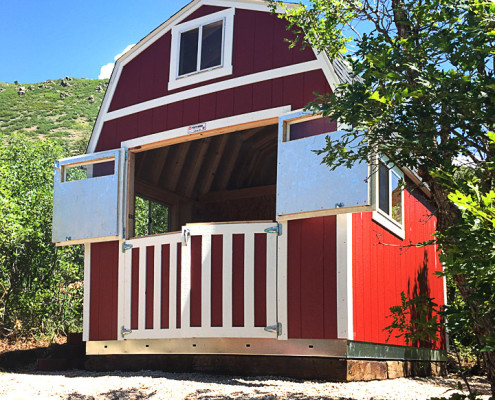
[0,0,191,83]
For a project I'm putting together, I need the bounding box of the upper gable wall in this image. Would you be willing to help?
[109,6,316,112]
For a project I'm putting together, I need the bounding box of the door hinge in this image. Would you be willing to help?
[182,228,191,246]
[264,322,282,336]
[121,326,132,337]
[264,223,282,236]
[122,242,133,252]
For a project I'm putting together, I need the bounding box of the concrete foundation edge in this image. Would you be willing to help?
[84,355,447,381]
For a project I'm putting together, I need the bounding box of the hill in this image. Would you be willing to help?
[0,77,107,151]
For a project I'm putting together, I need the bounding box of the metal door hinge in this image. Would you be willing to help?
[121,326,132,337]
[264,223,282,236]
[264,322,282,336]
[122,242,133,252]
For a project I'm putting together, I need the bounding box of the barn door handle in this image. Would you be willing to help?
[182,228,191,246]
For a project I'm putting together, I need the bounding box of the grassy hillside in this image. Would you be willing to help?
[0,77,107,151]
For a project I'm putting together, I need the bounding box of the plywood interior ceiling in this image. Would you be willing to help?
[134,124,278,229]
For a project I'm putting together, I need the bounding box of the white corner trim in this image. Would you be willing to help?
[121,105,291,149]
[336,213,353,340]
[104,60,321,123]
[168,8,235,91]
[83,243,91,342]
[276,220,289,340]
[314,51,341,92]
[87,61,124,154]
[117,239,127,341]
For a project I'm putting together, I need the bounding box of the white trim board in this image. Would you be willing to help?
[83,243,91,342]
[122,105,291,149]
[103,60,321,122]
[336,214,353,340]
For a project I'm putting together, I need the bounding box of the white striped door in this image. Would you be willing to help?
[118,222,278,340]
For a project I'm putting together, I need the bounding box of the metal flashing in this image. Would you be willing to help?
[347,341,447,362]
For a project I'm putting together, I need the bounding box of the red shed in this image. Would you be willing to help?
[52,0,446,379]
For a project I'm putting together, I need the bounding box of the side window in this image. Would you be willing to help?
[169,8,235,90]
[373,159,405,237]
[134,196,169,237]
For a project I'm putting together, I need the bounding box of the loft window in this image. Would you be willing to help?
[178,20,223,76]
[169,8,235,90]
[373,159,405,237]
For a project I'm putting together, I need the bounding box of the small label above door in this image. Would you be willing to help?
[188,123,206,134]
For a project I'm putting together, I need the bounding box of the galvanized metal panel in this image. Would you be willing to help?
[86,337,348,357]
[276,111,369,216]
[52,149,123,244]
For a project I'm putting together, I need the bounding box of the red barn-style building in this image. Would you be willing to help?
[52,0,446,379]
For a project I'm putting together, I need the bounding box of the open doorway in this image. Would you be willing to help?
[128,123,278,237]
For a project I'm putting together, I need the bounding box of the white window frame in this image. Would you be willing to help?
[372,157,405,239]
[169,8,235,91]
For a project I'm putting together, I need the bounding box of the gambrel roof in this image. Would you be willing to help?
[87,0,350,154]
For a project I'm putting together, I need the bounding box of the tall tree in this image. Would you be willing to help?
[271,0,495,393]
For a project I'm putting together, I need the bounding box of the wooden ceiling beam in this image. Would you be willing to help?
[150,146,170,185]
[214,136,243,191]
[135,178,193,206]
[182,138,211,198]
[165,141,191,192]
[198,134,229,196]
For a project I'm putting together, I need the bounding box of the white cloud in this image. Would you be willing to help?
[98,44,135,79]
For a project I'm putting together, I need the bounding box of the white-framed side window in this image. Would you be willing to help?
[169,8,235,91]
[372,158,405,238]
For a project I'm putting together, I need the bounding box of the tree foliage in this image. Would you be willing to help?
[0,135,83,338]
[271,0,495,393]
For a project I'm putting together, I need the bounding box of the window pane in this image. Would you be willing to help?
[200,21,223,70]
[152,201,169,234]
[179,28,199,76]
[134,196,169,237]
[391,172,402,224]
[378,161,390,214]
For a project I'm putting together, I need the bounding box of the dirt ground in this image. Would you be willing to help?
[0,371,491,400]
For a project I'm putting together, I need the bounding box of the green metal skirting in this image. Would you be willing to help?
[347,340,447,361]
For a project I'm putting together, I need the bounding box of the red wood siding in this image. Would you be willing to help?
[145,246,154,329]
[211,234,223,327]
[190,235,202,327]
[287,216,338,340]
[108,8,316,112]
[89,241,119,341]
[161,244,170,329]
[232,234,245,327]
[182,6,227,23]
[131,247,139,330]
[97,70,330,152]
[254,233,267,328]
[352,186,445,349]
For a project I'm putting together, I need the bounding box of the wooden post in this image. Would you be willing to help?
[127,151,136,239]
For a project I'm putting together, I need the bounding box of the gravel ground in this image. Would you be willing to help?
[0,371,490,400]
